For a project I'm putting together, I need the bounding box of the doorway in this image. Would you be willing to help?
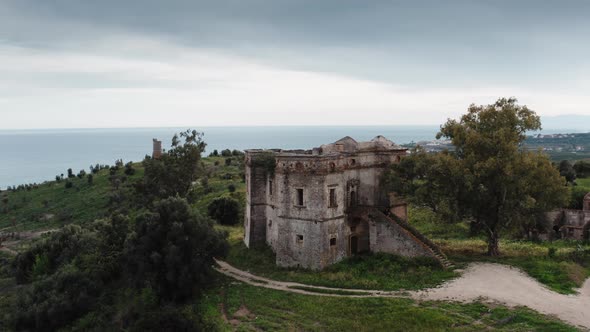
[349,235,358,255]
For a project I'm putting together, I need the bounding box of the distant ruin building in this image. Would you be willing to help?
[244,136,452,270]
[546,193,590,240]
[152,139,162,159]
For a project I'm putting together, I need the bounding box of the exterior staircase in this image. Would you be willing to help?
[366,207,454,269]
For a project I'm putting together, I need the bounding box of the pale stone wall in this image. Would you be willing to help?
[244,136,431,270]
[370,219,435,258]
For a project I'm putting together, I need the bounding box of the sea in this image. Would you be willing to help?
[0,126,580,189]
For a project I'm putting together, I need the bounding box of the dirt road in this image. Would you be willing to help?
[215,260,590,329]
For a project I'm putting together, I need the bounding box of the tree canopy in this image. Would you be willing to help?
[387,98,569,255]
[138,129,206,202]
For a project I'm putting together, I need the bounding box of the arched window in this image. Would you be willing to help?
[329,162,336,172]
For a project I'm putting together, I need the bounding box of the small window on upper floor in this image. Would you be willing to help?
[329,188,337,208]
[330,237,336,246]
[296,234,304,244]
[329,162,336,172]
[350,159,356,166]
[296,188,304,206]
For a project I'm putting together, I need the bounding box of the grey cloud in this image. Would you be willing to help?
[1,0,590,87]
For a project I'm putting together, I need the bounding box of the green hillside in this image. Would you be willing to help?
[0,149,587,331]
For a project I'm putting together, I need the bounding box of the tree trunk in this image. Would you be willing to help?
[487,231,500,256]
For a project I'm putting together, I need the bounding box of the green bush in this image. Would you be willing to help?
[125,197,228,302]
[207,197,240,225]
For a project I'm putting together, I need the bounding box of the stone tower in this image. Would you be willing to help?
[152,139,162,159]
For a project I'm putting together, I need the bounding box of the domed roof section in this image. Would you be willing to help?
[358,135,402,151]
[317,135,403,154]
[320,136,358,154]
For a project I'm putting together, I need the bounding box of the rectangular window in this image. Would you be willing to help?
[330,237,336,246]
[269,179,273,195]
[296,188,304,206]
[329,188,337,207]
[296,234,304,244]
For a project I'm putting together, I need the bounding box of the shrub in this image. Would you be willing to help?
[67,168,75,178]
[207,197,240,225]
[221,149,232,157]
[87,174,94,185]
[125,197,228,302]
[224,158,232,166]
[124,162,136,176]
[228,184,236,192]
[65,180,73,189]
[77,169,86,179]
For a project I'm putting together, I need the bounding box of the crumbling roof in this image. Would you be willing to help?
[246,135,404,156]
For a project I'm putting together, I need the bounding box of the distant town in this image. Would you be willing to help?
[403,132,590,161]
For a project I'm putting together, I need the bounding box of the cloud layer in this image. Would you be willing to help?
[1,1,589,128]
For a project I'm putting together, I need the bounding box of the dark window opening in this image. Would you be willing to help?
[296,234,304,244]
[329,162,336,172]
[330,237,336,246]
[269,179,273,195]
[350,226,356,232]
[349,191,357,207]
[296,188,304,206]
[329,188,337,207]
[350,159,356,165]
[268,219,272,228]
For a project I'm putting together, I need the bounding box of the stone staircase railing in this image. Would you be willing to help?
[367,208,454,269]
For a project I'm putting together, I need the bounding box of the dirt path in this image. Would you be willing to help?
[0,229,57,256]
[214,260,590,330]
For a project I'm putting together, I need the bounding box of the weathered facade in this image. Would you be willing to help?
[244,136,451,270]
[152,139,162,159]
[546,193,590,240]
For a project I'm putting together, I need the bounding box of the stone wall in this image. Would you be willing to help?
[366,209,436,259]
[545,209,590,240]
[244,136,423,270]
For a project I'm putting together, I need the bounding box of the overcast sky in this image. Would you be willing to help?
[1,0,589,129]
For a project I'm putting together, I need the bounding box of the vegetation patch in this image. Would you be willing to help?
[223,225,458,291]
[198,275,578,331]
[287,285,372,296]
[439,239,590,294]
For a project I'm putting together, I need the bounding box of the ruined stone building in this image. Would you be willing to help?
[152,139,162,159]
[546,192,590,240]
[244,136,451,270]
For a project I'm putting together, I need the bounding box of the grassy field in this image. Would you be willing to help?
[198,274,577,332]
[0,156,245,233]
[576,177,590,190]
[0,166,144,232]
